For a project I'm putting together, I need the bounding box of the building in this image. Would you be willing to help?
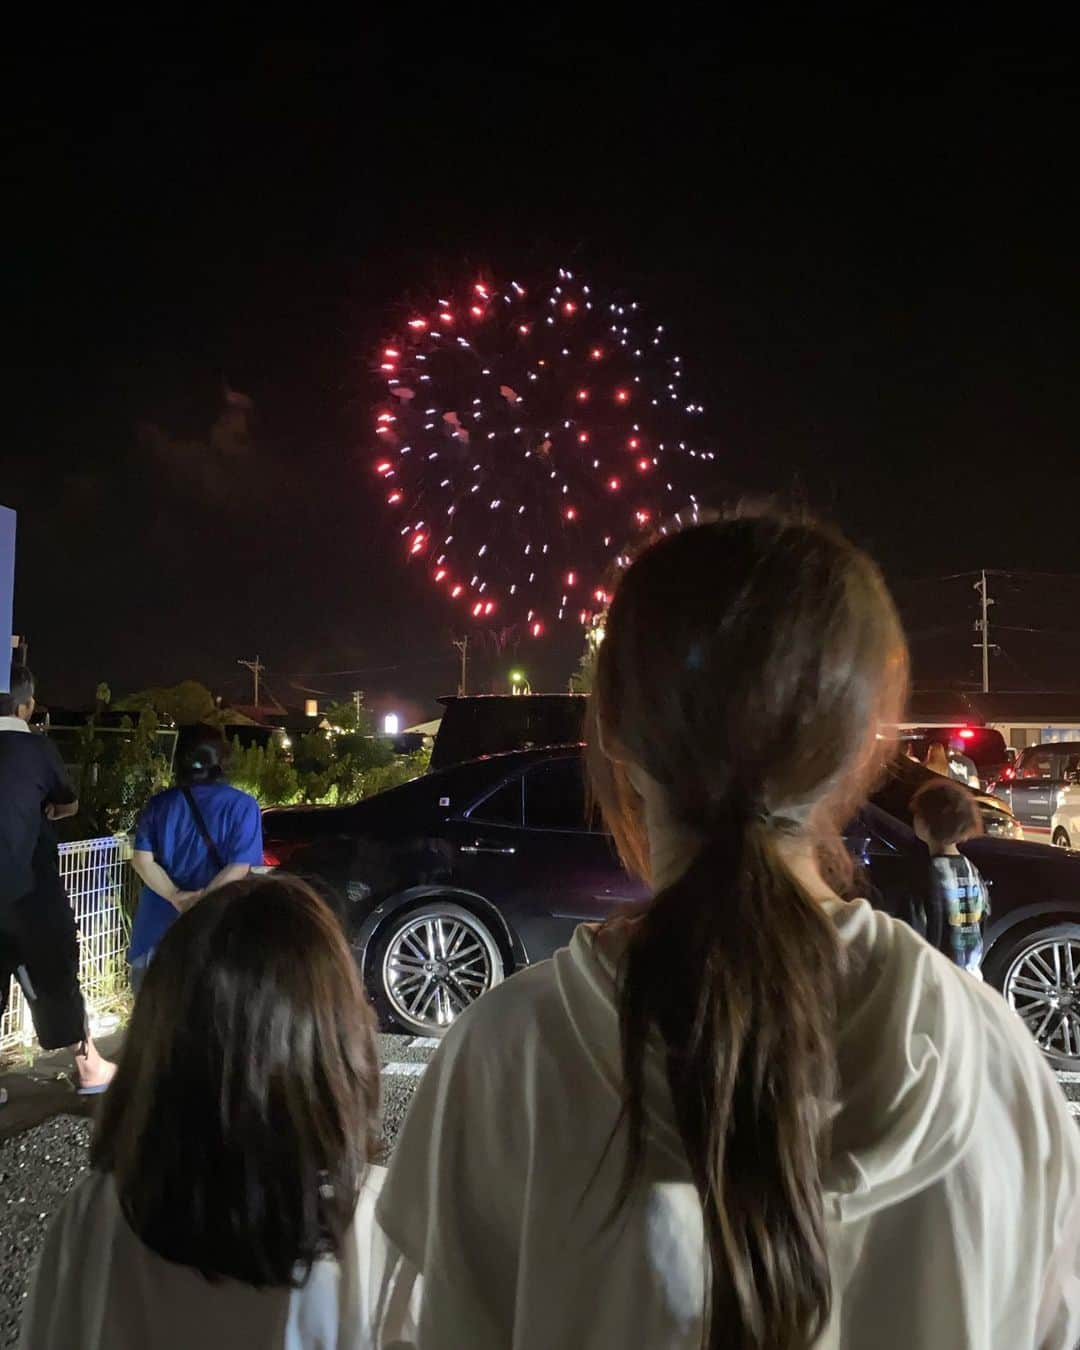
[905,690,1080,750]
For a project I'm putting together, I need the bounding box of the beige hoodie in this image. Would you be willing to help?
[377,900,1080,1348]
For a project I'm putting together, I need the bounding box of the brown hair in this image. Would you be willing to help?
[93,875,380,1287]
[911,777,983,846]
[588,507,908,1350]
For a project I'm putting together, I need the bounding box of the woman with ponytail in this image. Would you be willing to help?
[377,508,1080,1349]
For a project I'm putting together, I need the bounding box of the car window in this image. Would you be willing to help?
[524,758,593,832]
[1060,753,1080,780]
[898,728,1006,771]
[1018,750,1054,780]
[468,776,523,826]
[843,819,896,859]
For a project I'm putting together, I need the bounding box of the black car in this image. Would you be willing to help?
[430,694,586,772]
[262,748,1080,1065]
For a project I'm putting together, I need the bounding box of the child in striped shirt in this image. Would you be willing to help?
[911,778,989,977]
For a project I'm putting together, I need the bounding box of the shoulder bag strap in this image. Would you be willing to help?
[182,787,226,872]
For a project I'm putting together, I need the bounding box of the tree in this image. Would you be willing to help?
[568,649,595,695]
[569,618,605,694]
[68,708,172,837]
[228,715,429,809]
[323,696,374,735]
[115,680,216,726]
[292,730,337,803]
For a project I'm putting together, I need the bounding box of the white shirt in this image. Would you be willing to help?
[20,1164,419,1349]
[377,900,1080,1348]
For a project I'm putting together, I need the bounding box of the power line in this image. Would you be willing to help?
[997,571,1080,583]
[996,626,1080,648]
[282,654,456,679]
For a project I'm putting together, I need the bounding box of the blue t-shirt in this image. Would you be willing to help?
[130,781,264,959]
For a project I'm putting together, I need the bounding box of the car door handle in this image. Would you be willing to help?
[460,841,517,856]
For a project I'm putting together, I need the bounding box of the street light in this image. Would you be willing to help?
[510,670,531,696]
[383,713,400,735]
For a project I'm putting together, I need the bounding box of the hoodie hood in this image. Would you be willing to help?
[552,898,986,1224]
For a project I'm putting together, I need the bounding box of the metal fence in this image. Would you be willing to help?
[0,836,137,1056]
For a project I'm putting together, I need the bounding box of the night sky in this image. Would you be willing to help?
[8,36,1080,717]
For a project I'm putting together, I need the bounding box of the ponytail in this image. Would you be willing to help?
[590,507,908,1350]
[617,809,841,1350]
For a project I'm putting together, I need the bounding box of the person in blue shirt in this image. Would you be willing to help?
[129,738,263,987]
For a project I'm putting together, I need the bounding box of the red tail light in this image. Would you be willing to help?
[958,728,975,740]
[263,840,306,869]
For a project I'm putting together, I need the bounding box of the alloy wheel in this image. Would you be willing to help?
[1005,937,1080,1062]
[382,908,501,1032]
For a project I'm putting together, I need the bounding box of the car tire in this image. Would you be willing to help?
[984,921,1080,1069]
[1053,828,1072,850]
[369,900,505,1037]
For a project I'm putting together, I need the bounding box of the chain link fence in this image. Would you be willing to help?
[0,835,136,1056]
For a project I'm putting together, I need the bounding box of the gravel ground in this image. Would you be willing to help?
[0,1115,92,1347]
[0,1034,426,1347]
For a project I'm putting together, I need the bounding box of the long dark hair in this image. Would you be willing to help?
[92,875,380,1287]
[588,508,907,1350]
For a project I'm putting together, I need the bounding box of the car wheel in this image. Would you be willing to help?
[373,901,505,1036]
[992,923,1080,1067]
[1053,828,1072,850]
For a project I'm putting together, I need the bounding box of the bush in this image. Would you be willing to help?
[363,749,431,797]
[228,737,300,806]
[64,710,173,838]
[229,733,429,807]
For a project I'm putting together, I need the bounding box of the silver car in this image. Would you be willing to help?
[991,743,1080,848]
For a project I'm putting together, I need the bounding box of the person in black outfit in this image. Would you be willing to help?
[0,666,115,1093]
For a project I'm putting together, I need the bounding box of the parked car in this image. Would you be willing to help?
[263,747,1080,1065]
[974,795,1024,840]
[896,725,1010,790]
[882,753,1021,841]
[991,742,1080,849]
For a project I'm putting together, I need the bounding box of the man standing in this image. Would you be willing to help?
[0,666,114,1093]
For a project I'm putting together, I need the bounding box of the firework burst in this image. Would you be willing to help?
[373,267,715,636]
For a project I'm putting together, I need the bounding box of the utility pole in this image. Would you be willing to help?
[973,571,996,694]
[352,689,362,728]
[453,636,469,697]
[237,656,265,710]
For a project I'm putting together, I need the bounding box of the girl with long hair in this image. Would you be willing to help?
[21,875,418,1348]
[377,508,1080,1348]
